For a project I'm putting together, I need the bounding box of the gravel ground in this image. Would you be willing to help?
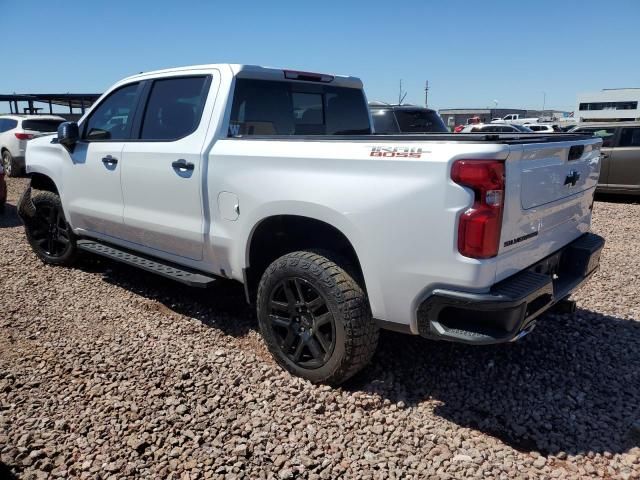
[1,177,639,480]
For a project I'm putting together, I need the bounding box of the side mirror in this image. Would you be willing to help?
[57,122,79,149]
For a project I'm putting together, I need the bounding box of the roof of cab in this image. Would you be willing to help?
[118,64,363,89]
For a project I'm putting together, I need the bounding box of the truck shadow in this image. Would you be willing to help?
[78,257,639,457]
[78,257,256,338]
[0,203,24,228]
[0,461,19,479]
[349,309,640,457]
[595,193,640,204]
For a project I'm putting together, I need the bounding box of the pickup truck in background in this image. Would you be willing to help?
[492,113,541,125]
[570,121,640,195]
[19,64,604,384]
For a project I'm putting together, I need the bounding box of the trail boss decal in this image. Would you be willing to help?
[370,146,423,158]
[504,231,539,247]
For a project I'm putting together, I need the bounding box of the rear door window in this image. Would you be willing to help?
[229,78,371,136]
[394,109,447,133]
[22,119,65,132]
[140,76,210,141]
[618,127,640,147]
[0,119,17,132]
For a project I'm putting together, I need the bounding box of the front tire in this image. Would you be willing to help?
[257,251,378,385]
[24,191,78,266]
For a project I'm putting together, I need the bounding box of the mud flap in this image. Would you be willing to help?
[17,184,36,220]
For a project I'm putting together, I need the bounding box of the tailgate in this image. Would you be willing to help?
[520,142,600,209]
[496,137,602,281]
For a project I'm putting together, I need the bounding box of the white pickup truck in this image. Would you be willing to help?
[18,64,604,384]
[492,113,541,125]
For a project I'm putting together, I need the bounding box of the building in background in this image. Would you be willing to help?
[576,88,640,122]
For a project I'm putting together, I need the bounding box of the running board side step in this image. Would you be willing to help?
[77,240,216,288]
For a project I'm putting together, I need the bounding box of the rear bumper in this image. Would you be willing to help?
[417,232,605,345]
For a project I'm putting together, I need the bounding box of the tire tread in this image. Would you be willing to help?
[257,250,378,385]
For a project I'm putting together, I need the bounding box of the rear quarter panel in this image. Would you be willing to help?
[208,139,511,328]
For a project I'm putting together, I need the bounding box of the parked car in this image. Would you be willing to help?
[459,123,534,133]
[369,103,448,133]
[523,124,562,133]
[0,115,66,177]
[570,122,640,195]
[19,64,604,384]
[0,162,6,213]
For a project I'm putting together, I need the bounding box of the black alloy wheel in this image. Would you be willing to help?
[256,251,379,385]
[24,191,78,265]
[267,277,336,369]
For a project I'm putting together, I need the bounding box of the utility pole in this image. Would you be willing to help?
[542,91,546,116]
[424,80,429,108]
[398,79,407,105]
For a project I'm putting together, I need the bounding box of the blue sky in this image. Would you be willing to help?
[3,0,640,112]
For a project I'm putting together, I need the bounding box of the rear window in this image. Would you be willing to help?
[371,109,399,134]
[21,119,64,132]
[394,109,447,133]
[229,79,371,136]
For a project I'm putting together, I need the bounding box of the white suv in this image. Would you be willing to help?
[0,115,66,176]
[523,124,562,133]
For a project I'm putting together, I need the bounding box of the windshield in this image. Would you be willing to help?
[394,109,447,133]
[513,124,534,132]
[22,119,65,132]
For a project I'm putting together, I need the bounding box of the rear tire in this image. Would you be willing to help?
[257,251,378,385]
[2,150,19,177]
[24,191,78,266]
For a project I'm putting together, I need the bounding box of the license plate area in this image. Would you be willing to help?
[526,233,604,299]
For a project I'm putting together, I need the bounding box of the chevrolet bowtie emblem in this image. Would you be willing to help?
[564,170,580,187]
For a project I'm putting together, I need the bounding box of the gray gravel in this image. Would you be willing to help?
[1,177,639,479]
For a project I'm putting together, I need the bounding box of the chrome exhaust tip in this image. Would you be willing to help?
[511,321,537,342]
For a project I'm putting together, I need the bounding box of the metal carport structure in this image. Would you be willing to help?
[0,93,100,118]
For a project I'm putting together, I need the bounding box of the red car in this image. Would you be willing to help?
[0,164,6,213]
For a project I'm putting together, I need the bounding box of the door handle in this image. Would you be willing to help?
[102,155,118,166]
[601,153,609,159]
[172,159,194,171]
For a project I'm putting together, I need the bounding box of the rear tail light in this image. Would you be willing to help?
[15,133,34,140]
[451,160,505,259]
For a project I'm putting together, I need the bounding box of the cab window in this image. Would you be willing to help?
[83,83,140,140]
[574,127,617,148]
[619,127,640,147]
[140,76,209,140]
